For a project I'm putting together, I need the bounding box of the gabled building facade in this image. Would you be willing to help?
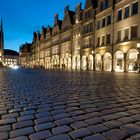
[51,14,62,68]
[20,0,140,73]
[72,3,82,70]
[19,43,31,67]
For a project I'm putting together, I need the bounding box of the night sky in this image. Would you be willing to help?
[0,0,85,52]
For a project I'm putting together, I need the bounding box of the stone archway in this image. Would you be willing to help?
[77,54,80,70]
[127,49,139,72]
[88,55,93,70]
[72,54,80,70]
[68,57,71,70]
[95,54,102,71]
[114,51,124,72]
[64,58,67,69]
[82,56,87,70]
[72,56,76,70]
[104,52,112,71]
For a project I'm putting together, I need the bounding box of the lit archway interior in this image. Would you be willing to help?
[114,51,124,72]
[72,55,80,70]
[60,58,63,68]
[64,58,68,69]
[82,56,87,70]
[127,49,139,72]
[72,56,76,70]
[95,54,102,71]
[104,52,112,71]
[88,55,93,70]
[68,57,71,69]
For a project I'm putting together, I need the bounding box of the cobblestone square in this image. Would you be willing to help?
[0,68,140,140]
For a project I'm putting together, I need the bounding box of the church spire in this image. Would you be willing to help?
[0,18,3,32]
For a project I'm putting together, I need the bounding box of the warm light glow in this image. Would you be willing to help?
[128,65,133,72]
[99,47,106,56]
[121,46,129,54]
[92,50,94,54]
[9,65,19,69]
[137,43,140,48]
[115,66,124,72]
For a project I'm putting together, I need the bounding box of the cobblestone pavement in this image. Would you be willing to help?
[0,68,140,140]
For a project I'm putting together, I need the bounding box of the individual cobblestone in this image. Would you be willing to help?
[17,115,35,122]
[29,130,52,140]
[83,134,107,140]
[103,129,128,140]
[120,123,140,135]
[103,120,122,129]
[52,125,72,135]
[2,112,19,119]
[54,117,73,126]
[0,118,16,125]
[47,134,71,140]
[0,125,11,132]
[35,112,50,118]
[88,124,109,133]
[69,128,92,139]
[9,136,29,140]
[0,132,9,140]
[70,121,88,129]
[10,127,34,138]
[12,120,34,130]
[34,122,55,131]
[34,116,54,125]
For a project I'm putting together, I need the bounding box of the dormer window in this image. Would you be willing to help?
[85,10,91,19]
[132,2,138,15]
[100,1,103,11]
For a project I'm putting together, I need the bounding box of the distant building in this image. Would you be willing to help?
[20,0,140,72]
[19,43,32,68]
[0,19,19,67]
[3,49,19,67]
[0,19,4,66]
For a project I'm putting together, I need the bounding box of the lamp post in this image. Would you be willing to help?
[137,43,140,73]
[92,50,94,71]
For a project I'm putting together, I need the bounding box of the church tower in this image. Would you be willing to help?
[0,18,4,60]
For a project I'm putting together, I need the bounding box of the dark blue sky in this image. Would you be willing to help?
[0,0,85,52]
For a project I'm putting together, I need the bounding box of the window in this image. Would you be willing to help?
[100,2,103,11]
[131,25,138,39]
[97,20,100,29]
[90,22,93,32]
[106,34,111,44]
[124,28,129,40]
[97,37,100,46]
[102,36,105,46]
[85,10,91,19]
[132,2,138,15]
[117,9,122,21]
[107,15,111,25]
[105,0,109,9]
[124,6,130,19]
[102,18,106,27]
[117,30,122,42]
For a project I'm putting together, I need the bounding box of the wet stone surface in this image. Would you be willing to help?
[0,68,140,139]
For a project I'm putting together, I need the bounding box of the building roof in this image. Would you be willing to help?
[4,49,19,56]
